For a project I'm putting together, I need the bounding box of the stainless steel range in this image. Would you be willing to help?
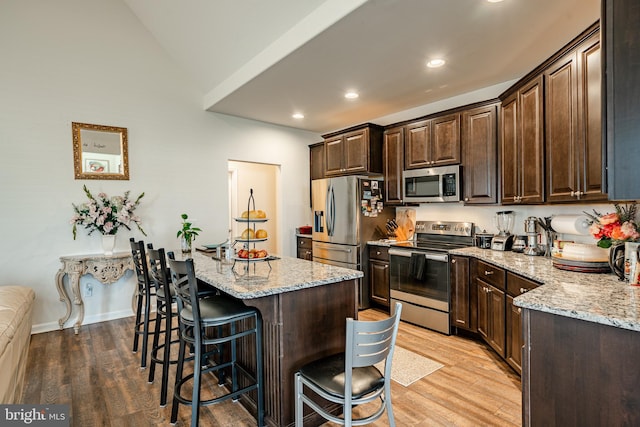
[389,220,474,335]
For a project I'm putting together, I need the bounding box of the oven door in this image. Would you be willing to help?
[388,248,449,312]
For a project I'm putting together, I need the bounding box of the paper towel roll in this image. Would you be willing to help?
[550,214,591,235]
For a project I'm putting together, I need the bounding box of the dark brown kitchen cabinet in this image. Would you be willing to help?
[604,0,640,200]
[368,246,390,308]
[296,236,312,261]
[474,260,506,358]
[323,124,383,176]
[500,75,545,204]
[405,113,460,169]
[545,29,606,203]
[462,103,498,204]
[309,142,325,180]
[522,309,640,426]
[450,255,475,331]
[505,272,540,375]
[383,126,404,205]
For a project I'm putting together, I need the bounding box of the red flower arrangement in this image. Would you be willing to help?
[584,203,640,248]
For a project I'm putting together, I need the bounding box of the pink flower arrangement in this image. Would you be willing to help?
[71,185,146,239]
[585,203,640,248]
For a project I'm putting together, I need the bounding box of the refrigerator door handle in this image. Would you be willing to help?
[325,183,332,236]
[329,184,336,236]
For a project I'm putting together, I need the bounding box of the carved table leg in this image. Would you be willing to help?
[69,269,84,335]
[56,265,71,330]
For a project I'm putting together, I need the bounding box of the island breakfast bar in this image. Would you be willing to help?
[190,251,363,427]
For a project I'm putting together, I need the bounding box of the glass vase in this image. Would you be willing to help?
[102,234,116,256]
[181,236,192,253]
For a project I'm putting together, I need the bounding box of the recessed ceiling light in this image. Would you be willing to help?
[487,0,504,3]
[292,113,304,119]
[426,59,446,68]
[344,91,359,99]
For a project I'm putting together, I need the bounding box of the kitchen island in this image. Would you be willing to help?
[450,247,640,426]
[191,252,362,427]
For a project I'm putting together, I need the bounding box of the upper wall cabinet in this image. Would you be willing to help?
[462,103,499,204]
[545,29,606,203]
[405,113,461,169]
[382,126,405,205]
[323,124,383,176]
[604,0,640,200]
[309,142,325,180]
[500,75,545,205]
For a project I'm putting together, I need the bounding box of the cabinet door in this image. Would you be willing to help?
[309,142,325,180]
[463,104,498,204]
[501,93,519,204]
[488,284,506,358]
[506,295,523,374]
[451,256,475,331]
[431,113,461,165]
[405,120,431,169]
[577,33,606,201]
[383,127,404,205]
[518,75,545,203]
[369,260,390,307]
[476,278,490,341]
[343,129,369,174]
[546,51,579,202]
[324,136,344,176]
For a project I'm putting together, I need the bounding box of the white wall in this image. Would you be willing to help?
[0,0,319,333]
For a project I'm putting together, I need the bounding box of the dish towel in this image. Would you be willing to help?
[409,253,426,280]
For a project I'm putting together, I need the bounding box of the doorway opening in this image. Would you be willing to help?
[228,160,281,255]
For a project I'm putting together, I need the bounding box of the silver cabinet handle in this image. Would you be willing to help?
[517,307,522,314]
[520,287,528,294]
[451,259,456,264]
[376,251,381,255]
[484,270,494,275]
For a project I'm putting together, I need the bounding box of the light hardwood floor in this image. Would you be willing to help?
[23,309,521,426]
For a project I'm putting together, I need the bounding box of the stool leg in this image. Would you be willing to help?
[191,326,202,427]
[148,298,163,384]
[132,288,143,353]
[171,330,186,424]
[140,291,152,369]
[231,321,238,396]
[160,302,173,407]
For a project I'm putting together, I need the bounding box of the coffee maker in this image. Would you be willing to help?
[523,216,544,256]
[491,211,515,251]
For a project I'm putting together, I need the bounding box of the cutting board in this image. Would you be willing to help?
[395,208,416,241]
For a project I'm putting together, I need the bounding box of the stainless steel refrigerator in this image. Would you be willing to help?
[312,176,394,308]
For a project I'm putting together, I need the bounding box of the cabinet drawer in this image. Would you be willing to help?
[297,236,312,250]
[368,245,389,261]
[506,271,540,297]
[475,260,505,290]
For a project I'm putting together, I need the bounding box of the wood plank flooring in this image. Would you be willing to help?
[22,309,521,426]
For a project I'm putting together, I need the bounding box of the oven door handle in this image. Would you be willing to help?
[388,248,448,263]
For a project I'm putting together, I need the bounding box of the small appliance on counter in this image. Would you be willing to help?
[491,211,515,251]
[523,216,545,256]
[511,235,527,253]
[475,230,494,249]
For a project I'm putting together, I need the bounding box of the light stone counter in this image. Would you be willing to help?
[450,247,640,332]
[191,251,363,299]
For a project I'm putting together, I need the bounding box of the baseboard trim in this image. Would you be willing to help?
[32,309,135,334]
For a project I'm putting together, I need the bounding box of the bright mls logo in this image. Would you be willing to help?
[0,405,69,426]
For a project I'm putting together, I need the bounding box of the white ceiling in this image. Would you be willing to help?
[123,0,600,134]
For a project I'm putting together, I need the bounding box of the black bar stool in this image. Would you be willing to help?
[146,245,180,407]
[130,238,157,369]
[167,255,264,426]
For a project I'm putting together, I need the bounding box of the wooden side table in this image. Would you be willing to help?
[56,252,133,334]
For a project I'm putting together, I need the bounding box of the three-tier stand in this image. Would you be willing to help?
[232,189,273,271]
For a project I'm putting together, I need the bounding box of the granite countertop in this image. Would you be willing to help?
[450,247,640,332]
[296,233,312,238]
[190,251,363,299]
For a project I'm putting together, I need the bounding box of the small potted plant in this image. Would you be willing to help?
[177,213,201,253]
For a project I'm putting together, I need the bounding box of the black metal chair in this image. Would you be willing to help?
[146,245,180,407]
[294,302,403,427]
[130,238,157,369]
[167,255,264,426]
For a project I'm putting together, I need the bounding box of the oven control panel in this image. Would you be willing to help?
[414,221,473,237]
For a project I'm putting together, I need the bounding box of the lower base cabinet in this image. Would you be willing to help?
[522,309,640,426]
[296,236,312,260]
[477,279,506,358]
[368,246,390,308]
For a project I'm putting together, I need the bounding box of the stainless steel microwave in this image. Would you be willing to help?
[402,164,461,203]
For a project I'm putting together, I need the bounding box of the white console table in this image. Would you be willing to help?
[55,252,133,334]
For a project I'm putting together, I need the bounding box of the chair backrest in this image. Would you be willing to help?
[167,256,201,328]
[346,302,402,373]
[129,238,151,293]
[147,245,170,293]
